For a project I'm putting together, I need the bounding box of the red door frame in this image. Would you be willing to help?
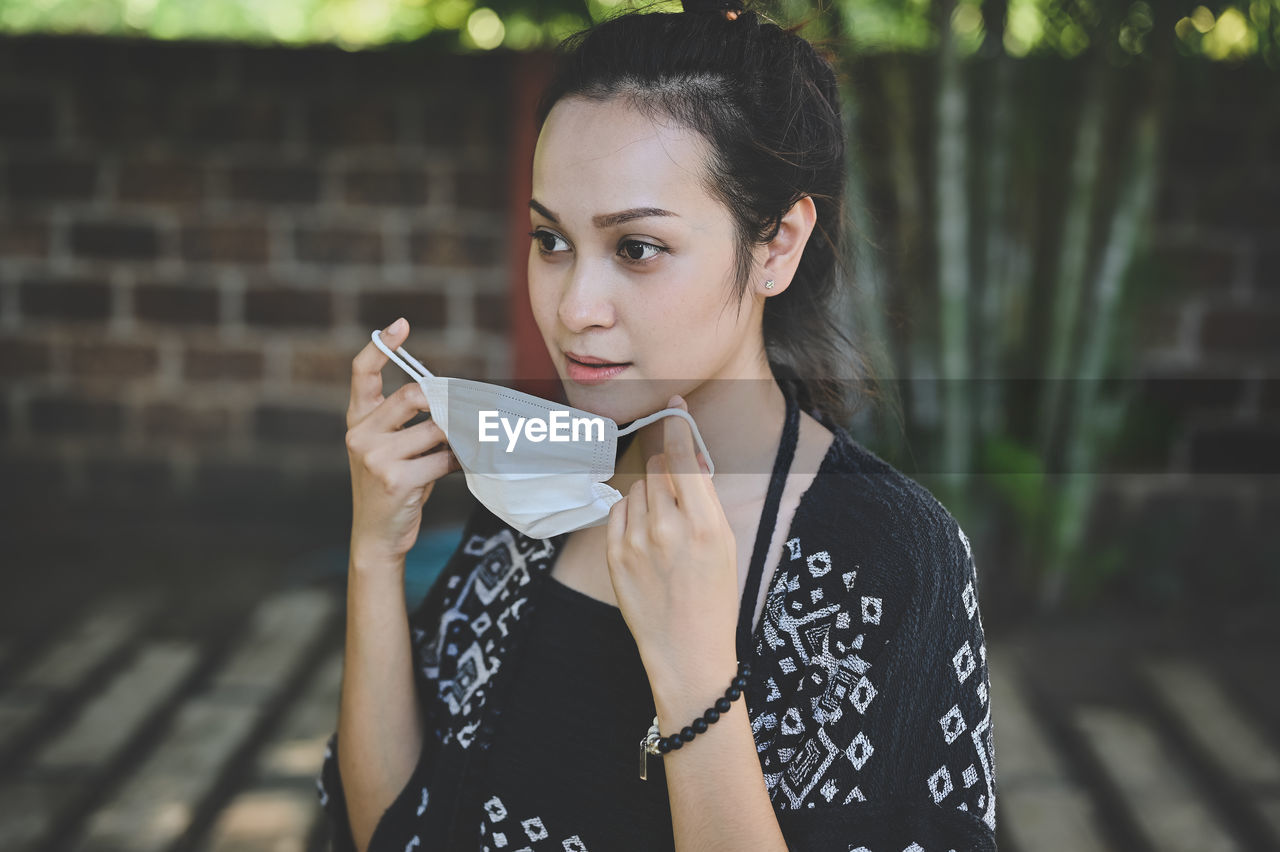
[506,50,564,403]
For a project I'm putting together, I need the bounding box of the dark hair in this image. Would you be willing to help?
[533,0,880,428]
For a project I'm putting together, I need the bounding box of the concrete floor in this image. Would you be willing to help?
[2,503,1278,852]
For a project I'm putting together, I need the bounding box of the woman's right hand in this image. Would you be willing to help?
[346,317,461,570]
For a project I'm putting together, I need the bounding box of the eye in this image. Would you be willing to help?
[528,228,569,256]
[617,239,668,265]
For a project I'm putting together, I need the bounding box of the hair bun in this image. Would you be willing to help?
[681,0,747,15]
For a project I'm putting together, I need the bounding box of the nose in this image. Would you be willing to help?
[557,263,616,333]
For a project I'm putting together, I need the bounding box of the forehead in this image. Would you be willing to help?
[531,96,718,223]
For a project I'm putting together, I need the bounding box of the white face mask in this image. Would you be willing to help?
[371,329,715,540]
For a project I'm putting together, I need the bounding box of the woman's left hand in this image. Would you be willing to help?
[606,395,739,689]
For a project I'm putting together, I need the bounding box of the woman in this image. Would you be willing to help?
[318,0,998,850]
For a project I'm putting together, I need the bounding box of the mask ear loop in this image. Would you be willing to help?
[371,329,436,380]
[617,408,716,477]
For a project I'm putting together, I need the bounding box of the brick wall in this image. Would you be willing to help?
[1091,60,1280,612]
[0,34,516,524]
[1143,61,1279,450]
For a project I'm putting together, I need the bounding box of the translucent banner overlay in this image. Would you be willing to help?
[398,376,1277,476]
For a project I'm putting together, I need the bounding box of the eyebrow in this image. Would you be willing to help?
[529,199,680,229]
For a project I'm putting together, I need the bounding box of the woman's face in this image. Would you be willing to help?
[528,95,766,423]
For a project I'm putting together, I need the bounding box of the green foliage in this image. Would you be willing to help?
[980,435,1047,532]
[2,0,1278,65]
[0,0,596,50]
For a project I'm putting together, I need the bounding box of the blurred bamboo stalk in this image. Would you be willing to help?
[839,80,905,447]
[935,0,973,486]
[880,57,935,471]
[978,41,1015,438]
[1039,97,1163,609]
[1037,58,1108,460]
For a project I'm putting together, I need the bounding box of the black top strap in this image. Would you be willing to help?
[735,382,801,663]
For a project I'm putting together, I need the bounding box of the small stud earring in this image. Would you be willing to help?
[764,279,775,289]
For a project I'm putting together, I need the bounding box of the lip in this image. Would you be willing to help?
[563,351,631,386]
[563,351,625,365]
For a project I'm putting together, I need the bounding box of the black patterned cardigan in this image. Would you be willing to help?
[317,425,998,852]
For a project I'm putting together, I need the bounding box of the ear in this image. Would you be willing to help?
[758,195,818,297]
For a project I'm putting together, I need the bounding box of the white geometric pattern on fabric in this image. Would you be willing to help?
[953,641,976,683]
[484,795,508,821]
[778,723,844,808]
[897,522,999,837]
[970,687,997,830]
[860,595,882,624]
[521,816,548,841]
[474,794,608,852]
[753,532,891,817]
[846,730,874,770]
[807,550,832,576]
[419,529,558,750]
[940,703,967,744]
[958,523,998,832]
[929,765,954,803]
[850,675,876,714]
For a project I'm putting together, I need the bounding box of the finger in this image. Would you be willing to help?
[606,495,627,568]
[349,317,408,424]
[380,418,449,461]
[671,394,712,472]
[399,446,456,486]
[625,480,647,549]
[645,452,677,517]
[662,395,707,507]
[363,379,432,433]
[425,446,462,475]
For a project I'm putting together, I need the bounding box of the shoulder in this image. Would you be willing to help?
[758,420,976,678]
[799,424,971,592]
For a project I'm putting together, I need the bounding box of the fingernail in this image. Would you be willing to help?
[386,317,405,335]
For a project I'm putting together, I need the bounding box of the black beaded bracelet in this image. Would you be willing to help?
[639,659,751,781]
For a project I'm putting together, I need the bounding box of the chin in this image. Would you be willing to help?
[564,378,693,425]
